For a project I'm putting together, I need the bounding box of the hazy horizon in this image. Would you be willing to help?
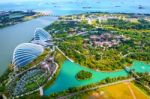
[0,0,70,3]
[0,0,43,3]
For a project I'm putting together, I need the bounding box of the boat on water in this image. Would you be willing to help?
[138,5,144,9]
[82,6,92,9]
[115,6,121,7]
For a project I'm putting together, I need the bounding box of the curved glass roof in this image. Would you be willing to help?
[34,28,52,41]
[12,43,44,68]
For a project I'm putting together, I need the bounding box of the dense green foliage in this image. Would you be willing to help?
[46,14,150,71]
[102,20,150,62]
[58,36,132,71]
[0,69,11,84]
[76,70,92,80]
[1,13,150,98]
[45,20,93,38]
[138,72,150,85]
[104,19,150,30]
[133,72,150,95]
[54,48,66,66]
[0,69,11,93]
[0,11,36,28]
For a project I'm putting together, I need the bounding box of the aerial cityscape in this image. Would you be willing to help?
[0,0,150,99]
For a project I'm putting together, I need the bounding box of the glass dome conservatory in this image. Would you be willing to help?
[12,43,44,68]
[34,28,52,41]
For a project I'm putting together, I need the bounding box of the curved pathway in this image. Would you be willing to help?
[58,78,135,99]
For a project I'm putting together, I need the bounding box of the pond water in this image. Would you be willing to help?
[44,60,150,96]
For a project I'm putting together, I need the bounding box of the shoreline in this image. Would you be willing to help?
[0,16,58,77]
[1,11,150,30]
[0,11,149,78]
[43,59,150,96]
[0,11,50,29]
[1,11,149,76]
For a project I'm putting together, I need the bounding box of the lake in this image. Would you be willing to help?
[44,60,150,96]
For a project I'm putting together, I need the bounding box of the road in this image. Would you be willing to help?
[55,46,74,62]
[58,78,135,99]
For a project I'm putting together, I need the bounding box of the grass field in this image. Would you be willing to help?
[72,82,149,99]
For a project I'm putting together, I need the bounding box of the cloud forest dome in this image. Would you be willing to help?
[12,43,44,68]
[34,28,52,42]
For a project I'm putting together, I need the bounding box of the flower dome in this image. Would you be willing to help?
[34,28,52,41]
[12,43,44,68]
